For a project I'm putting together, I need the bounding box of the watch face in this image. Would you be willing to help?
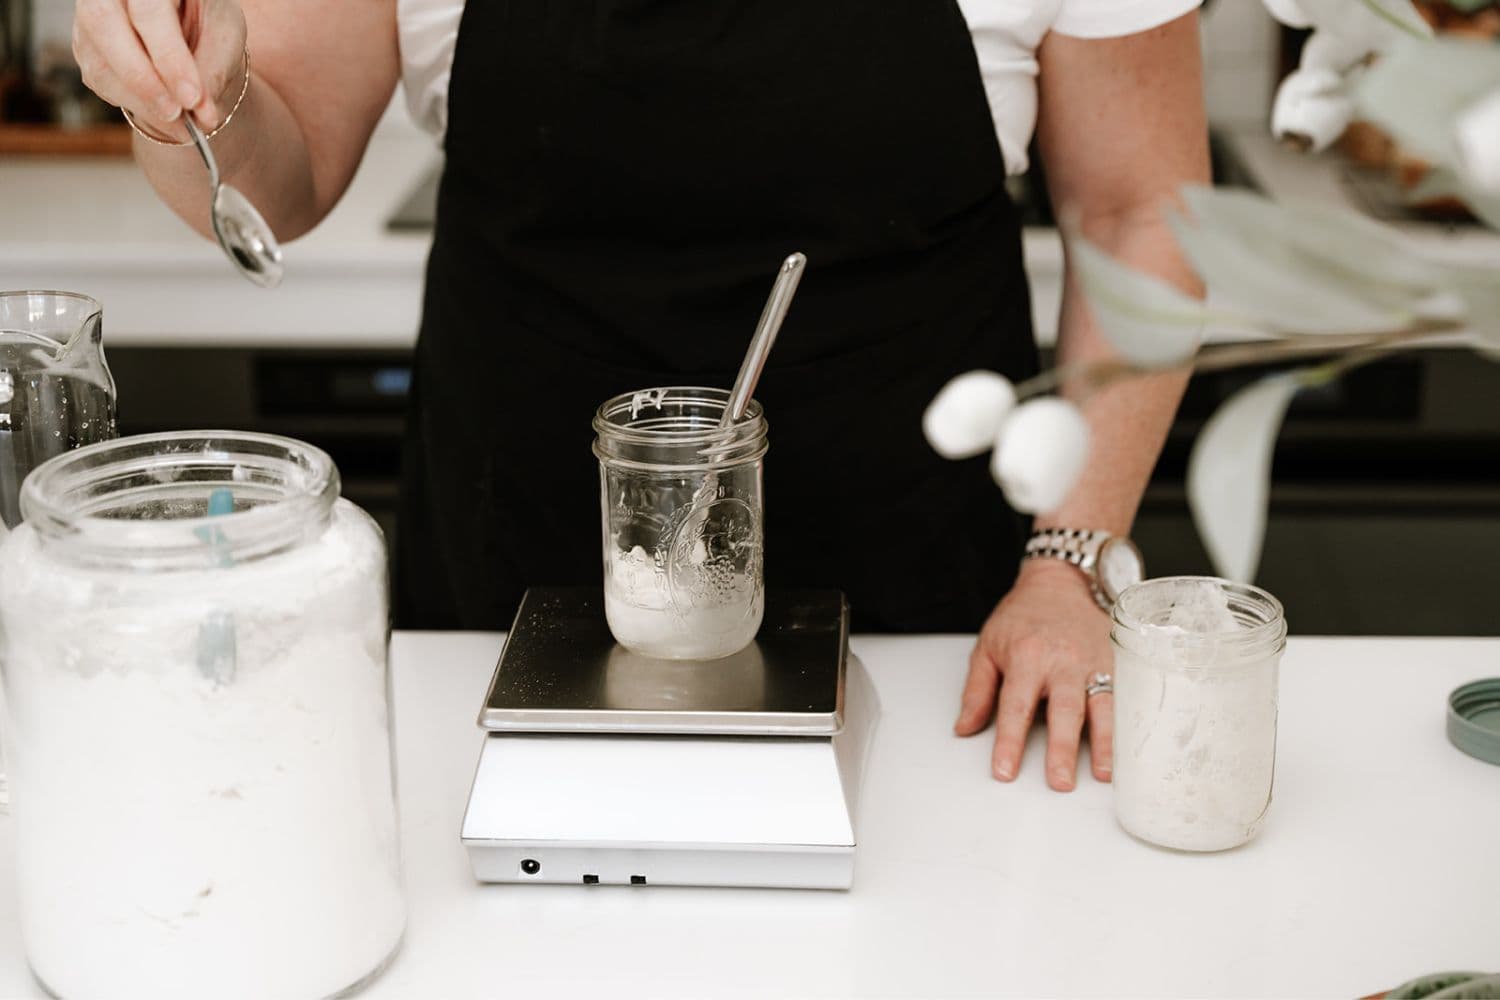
[1097,538,1145,602]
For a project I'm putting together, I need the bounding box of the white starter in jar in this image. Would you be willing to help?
[1110,577,1287,852]
[0,433,404,1000]
[605,542,763,661]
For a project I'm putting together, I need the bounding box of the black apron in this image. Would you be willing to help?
[396,0,1039,632]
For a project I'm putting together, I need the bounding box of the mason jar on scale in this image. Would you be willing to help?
[593,386,768,660]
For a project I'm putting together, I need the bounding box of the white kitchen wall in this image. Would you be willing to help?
[30,0,74,54]
[1200,0,1281,128]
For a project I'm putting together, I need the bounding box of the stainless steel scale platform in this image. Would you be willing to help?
[461,587,880,890]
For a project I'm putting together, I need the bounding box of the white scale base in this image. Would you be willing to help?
[462,655,879,890]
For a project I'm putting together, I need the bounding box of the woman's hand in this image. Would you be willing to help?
[74,0,247,139]
[955,559,1113,791]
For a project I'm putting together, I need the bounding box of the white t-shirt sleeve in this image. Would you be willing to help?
[1051,0,1202,39]
[397,0,464,141]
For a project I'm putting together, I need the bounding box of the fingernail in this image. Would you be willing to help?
[158,99,181,121]
[993,762,1014,781]
[177,82,201,108]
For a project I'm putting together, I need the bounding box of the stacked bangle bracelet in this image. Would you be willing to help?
[121,44,251,147]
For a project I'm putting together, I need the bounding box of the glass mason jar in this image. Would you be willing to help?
[593,387,767,660]
[1111,576,1287,852]
[0,431,404,1000]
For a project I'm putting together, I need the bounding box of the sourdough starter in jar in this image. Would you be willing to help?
[1111,577,1287,852]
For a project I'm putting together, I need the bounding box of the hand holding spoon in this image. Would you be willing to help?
[183,115,285,288]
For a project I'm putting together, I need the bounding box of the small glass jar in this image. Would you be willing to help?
[1111,576,1287,852]
[593,387,767,660]
[0,431,405,1000]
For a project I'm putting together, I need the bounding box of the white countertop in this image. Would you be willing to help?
[0,632,1491,998]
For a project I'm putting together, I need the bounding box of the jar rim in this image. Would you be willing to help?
[21,430,339,568]
[593,386,768,471]
[1112,575,1287,655]
[594,386,766,446]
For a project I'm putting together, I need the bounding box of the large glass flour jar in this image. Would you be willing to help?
[1111,576,1287,852]
[0,431,405,1000]
[593,387,767,660]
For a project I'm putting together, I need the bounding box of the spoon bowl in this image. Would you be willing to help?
[185,116,285,288]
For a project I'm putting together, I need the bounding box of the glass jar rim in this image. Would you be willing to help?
[21,430,339,568]
[1112,575,1287,657]
[594,386,765,444]
[594,386,768,471]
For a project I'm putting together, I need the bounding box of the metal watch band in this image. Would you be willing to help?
[1024,528,1108,567]
[1024,528,1111,609]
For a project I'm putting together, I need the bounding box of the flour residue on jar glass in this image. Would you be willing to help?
[1111,577,1287,852]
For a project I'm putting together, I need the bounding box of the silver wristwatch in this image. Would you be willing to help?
[1024,528,1145,611]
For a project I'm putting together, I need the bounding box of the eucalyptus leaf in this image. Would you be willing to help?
[1352,0,1433,38]
[1066,233,1212,365]
[1181,186,1448,296]
[1357,37,1500,166]
[1167,207,1417,334]
[1187,373,1302,583]
[1297,0,1432,46]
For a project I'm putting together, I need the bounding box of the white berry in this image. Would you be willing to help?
[990,398,1091,514]
[922,371,1017,460]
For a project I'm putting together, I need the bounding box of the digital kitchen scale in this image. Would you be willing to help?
[461,587,879,890]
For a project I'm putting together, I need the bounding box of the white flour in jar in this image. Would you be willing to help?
[0,501,404,1000]
[604,543,762,660]
[1113,582,1279,852]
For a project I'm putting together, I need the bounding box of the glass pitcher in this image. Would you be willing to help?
[0,291,118,531]
[0,291,118,811]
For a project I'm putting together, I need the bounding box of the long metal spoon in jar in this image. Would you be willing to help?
[689,251,806,503]
[721,252,806,428]
[183,116,285,288]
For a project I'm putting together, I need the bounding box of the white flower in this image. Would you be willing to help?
[922,371,1017,460]
[1272,67,1353,153]
[1455,89,1500,195]
[990,398,1090,514]
[1261,0,1311,28]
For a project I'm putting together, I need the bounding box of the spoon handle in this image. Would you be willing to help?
[182,116,220,191]
[724,252,806,425]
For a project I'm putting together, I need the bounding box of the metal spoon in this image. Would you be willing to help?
[721,252,806,428]
[183,116,285,288]
[667,252,806,602]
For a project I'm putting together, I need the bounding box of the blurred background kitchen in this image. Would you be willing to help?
[3,0,1498,634]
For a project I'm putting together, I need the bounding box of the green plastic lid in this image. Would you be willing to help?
[1448,679,1500,767]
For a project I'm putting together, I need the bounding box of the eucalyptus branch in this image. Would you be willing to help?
[1012,319,1465,403]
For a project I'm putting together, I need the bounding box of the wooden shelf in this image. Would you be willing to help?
[0,123,133,156]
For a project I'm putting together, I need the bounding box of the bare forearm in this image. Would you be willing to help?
[95,0,400,246]
[1036,215,1198,536]
[1032,13,1208,537]
[135,71,319,242]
